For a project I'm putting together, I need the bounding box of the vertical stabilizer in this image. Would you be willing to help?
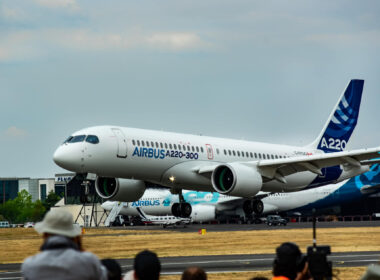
[309,79,364,153]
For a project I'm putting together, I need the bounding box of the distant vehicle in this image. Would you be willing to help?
[24,222,35,228]
[266,215,287,226]
[0,221,10,228]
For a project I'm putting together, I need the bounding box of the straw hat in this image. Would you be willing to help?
[35,209,81,238]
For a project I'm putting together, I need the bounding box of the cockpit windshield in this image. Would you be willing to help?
[63,134,99,144]
[85,135,99,144]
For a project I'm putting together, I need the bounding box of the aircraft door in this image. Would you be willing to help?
[206,144,214,160]
[112,128,128,158]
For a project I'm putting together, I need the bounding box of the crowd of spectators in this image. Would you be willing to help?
[21,209,380,280]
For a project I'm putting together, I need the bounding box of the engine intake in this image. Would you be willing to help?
[95,177,146,202]
[211,163,262,197]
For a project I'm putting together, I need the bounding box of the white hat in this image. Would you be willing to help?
[35,209,81,238]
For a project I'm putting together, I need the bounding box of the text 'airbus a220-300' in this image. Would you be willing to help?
[53,79,380,217]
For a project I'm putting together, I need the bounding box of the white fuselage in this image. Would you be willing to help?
[54,125,344,193]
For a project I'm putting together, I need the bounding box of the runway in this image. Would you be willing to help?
[1,251,379,279]
[113,220,380,232]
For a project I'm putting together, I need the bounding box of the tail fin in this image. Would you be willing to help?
[309,79,364,153]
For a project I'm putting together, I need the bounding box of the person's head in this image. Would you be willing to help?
[34,209,82,249]
[134,250,161,280]
[102,259,122,280]
[181,267,207,280]
[273,242,306,280]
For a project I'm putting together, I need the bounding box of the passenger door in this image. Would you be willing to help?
[112,128,128,158]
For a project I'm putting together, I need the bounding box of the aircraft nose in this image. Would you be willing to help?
[53,144,84,172]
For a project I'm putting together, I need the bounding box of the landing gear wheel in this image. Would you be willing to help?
[171,203,181,217]
[252,200,264,215]
[243,200,254,216]
[180,203,192,218]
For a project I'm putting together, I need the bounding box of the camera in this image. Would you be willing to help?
[307,213,332,280]
[307,245,332,280]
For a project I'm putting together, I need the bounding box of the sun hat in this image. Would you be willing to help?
[34,209,81,238]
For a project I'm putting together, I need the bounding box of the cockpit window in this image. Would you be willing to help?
[63,136,73,144]
[69,135,86,143]
[86,135,99,144]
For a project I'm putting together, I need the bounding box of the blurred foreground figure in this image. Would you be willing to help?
[102,259,122,280]
[22,209,107,280]
[272,242,309,280]
[181,266,207,280]
[123,250,161,280]
[361,263,380,280]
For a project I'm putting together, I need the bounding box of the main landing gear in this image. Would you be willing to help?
[243,199,264,216]
[171,191,192,218]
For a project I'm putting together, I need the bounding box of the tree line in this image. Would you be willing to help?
[0,190,61,224]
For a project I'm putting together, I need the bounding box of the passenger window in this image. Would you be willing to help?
[146,141,149,147]
[142,141,145,146]
[228,150,231,156]
[224,149,227,155]
[254,153,257,158]
[150,141,154,147]
[196,146,199,152]
[169,144,173,149]
[192,146,195,152]
[156,142,159,148]
[201,147,204,153]
[132,140,135,145]
[160,143,163,148]
[237,151,240,156]
[242,151,244,157]
[174,144,177,149]
[187,146,191,151]
[137,140,140,146]
[85,135,99,144]
[69,135,86,143]
[267,154,270,159]
[178,145,181,150]
[233,151,236,156]
[165,143,168,149]
[183,145,186,150]
[246,152,249,157]
[216,148,219,154]
[271,155,274,159]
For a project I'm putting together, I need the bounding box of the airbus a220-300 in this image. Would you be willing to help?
[53,80,380,217]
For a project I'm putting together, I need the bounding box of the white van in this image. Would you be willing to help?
[0,221,10,228]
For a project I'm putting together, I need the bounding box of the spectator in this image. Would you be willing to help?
[181,266,207,280]
[124,250,161,280]
[22,209,107,280]
[102,259,122,280]
[272,242,309,280]
[361,263,380,280]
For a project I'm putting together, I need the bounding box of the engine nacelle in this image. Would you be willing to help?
[191,204,216,222]
[211,163,262,197]
[95,177,146,202]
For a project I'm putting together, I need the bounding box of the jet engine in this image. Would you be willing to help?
[191,204,216,222]
[95,177,146,202]
[211,163,262,197]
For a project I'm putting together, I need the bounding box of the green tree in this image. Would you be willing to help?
[0,190,47,223]
[43,191,62,211]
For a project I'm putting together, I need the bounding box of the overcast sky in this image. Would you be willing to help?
[1,0,380,178]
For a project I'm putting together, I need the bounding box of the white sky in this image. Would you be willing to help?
[1,0,380,177]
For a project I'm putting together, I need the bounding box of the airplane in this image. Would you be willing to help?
[53,79,380,217]
[102,164,380,221]
[135,207,191,228]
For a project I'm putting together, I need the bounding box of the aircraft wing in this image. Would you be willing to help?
[256,147,380,182]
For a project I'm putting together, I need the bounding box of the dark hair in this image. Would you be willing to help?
[181,266,207,280]
[101,259,122,280]
[134,250,161,280]
[273,242,305,280]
